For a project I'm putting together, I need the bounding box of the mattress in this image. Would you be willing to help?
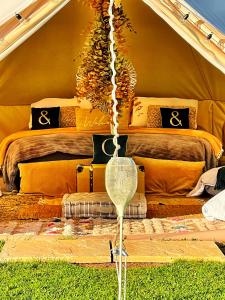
[62,192,147,219]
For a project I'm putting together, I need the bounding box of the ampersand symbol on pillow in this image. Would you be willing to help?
[39,110,51,125]
[170,111,182,127]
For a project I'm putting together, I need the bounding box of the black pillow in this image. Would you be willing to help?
[31,107,60,130]
[92,134,128,164]
[160,108,189,129]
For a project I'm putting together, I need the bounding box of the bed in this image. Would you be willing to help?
[0,127,222,192]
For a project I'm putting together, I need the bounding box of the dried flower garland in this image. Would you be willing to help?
[76,0,136,116]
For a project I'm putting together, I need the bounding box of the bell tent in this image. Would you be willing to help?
[0,0,225,149]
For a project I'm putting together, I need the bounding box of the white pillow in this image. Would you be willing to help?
[130,97,198,127]
[202,189,225,221]
[29,97,92,128]
[30,97,92,108]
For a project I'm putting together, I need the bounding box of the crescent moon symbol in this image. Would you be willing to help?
[102,138,114,157]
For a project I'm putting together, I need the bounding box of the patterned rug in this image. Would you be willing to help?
[0,193,62,221]
[0,216,225,237]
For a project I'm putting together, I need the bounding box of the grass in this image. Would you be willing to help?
[0,261,225,299]
[0,240,5,252]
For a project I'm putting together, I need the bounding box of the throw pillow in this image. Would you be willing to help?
[76,108,110,131]
[31,107,60,130]
[160,108,189,129]
[130,97,198,127]
[133,156,205,195]
[147,106,197,129]
[92,134,128,164]
[18,158,92,196]
[29,97,92,128]
[60,106,76,127]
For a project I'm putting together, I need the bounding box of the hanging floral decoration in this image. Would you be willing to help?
[76,0,137,116]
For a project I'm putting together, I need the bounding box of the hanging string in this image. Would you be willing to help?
[108,0,120,157]
[108,1,128,300]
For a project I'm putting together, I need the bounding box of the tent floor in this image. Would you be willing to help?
[0,192,208,221]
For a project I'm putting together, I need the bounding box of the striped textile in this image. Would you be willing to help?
[62,192,147,219]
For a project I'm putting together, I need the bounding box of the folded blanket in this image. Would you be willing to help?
[0,127,223,164]
[0,128,222,191]
[187,167,222,197]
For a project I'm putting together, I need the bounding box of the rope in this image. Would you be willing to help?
[108,0,120,157]
[108,1,128,299]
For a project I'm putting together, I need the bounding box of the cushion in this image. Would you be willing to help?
[29,97,92,128]
[130,97,198,127]
[62,192,147,219]
[187,167,223,197]
[18,158,92,196]
[133,156,205,195]
[76,108,110,131]
[147,105,197,129]
[92,134,128,164]
[76,107,130,131]
[60,106,76,127]
[31,107,60,130]
[160,108,189,129]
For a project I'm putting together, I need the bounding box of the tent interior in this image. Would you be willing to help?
[0,0,225,220]
[0,0,225,141]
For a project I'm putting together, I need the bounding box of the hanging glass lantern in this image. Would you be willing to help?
[105,156,137,300]
[105,157,137,217]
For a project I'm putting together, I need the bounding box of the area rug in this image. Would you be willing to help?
[0,193,206,220]
[0,193,62,221]
[0,216,225,239]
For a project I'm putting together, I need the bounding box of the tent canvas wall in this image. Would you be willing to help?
[0,0,225,145]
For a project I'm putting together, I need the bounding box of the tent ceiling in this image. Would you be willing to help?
[1,0,225,111]
[0,0,225,75]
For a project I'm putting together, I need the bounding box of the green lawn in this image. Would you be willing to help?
[0,240,4,252]
[0,261,225,299]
